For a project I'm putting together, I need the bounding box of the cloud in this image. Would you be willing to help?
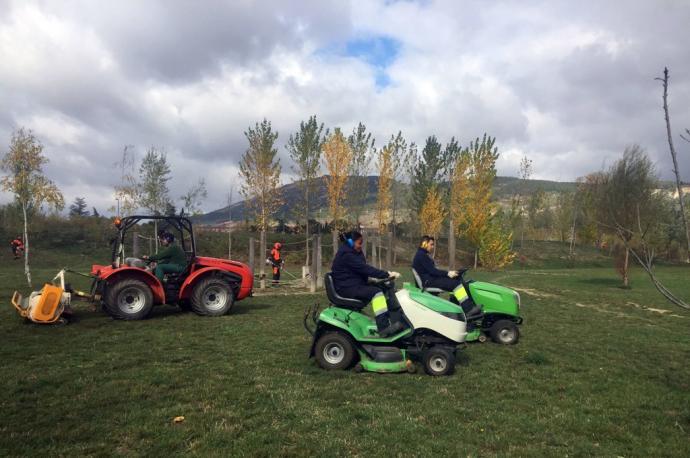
[0,0,689,214]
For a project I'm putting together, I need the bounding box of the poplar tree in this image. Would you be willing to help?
[322,128,352,253]
[286,115,327,265]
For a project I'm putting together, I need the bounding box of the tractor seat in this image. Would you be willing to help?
[324,273,367,311]
[412,269,444,294]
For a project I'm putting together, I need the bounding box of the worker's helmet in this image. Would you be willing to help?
[274,242,282,250]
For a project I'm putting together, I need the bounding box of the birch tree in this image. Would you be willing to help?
[1,128,64,287]
[139,147,172,250]
[656,67,690,262]
[180,178,208,216]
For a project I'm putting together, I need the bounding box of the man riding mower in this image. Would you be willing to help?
[126,231,187,282]
[412,235,523,345]
[305,231,468,376]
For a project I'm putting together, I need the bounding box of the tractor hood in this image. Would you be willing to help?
[469,281,521,315]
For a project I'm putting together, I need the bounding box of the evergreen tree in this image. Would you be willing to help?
[69,196,89,217]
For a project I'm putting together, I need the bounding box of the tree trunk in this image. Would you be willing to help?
[623,246,629,288]
[154,220,159,253]
[448,218,456,270]
[473,249,478,269]
[332,230,337,258]
[569,206,577,256]
[22,203,31,288]
[260,230,266,289]
[305,187,310,266]
[659,67,690,262]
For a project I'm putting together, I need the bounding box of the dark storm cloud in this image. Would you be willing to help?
[1,0,690,213]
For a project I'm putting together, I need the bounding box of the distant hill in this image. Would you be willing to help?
[196,176,577,225]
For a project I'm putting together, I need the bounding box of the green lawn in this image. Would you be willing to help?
[1,254,689,456]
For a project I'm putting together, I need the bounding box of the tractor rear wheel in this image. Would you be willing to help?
[314,332,355,370]
[190,277,235,316]
[104,278,154,320]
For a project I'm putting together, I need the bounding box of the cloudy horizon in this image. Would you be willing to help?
[1,0,689,214]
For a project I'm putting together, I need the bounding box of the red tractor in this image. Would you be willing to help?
[90,215,253,320]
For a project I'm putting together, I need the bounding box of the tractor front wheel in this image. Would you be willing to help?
[489,319,520,345]
[191,277,235,316]
[422,346,455,376]
[104,279,154,320]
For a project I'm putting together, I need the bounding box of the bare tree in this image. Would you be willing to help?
[656,67,690,262]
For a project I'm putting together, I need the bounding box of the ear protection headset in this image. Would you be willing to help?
[346,234,354,247]
[420,235,433,251]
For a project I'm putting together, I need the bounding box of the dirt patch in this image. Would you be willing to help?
[626,302,686,318]
[511,287,559,299]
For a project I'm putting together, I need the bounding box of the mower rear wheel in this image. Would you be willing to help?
[490,319,519,345]
[314,332,355,370]
[191,277,235,316]
[105,279,154,320]
[422,346,455,376]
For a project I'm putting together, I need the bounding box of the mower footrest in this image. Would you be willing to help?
[362,345,404,363]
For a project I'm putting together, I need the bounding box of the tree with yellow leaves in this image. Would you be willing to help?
[1,128,64,287]
[322,128,352,252]
[452,134,510,269]
[479,219,516,271]
[419,186,446,240]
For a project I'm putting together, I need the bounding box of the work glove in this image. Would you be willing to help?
[448,270,459,278]
[388,271,401,279]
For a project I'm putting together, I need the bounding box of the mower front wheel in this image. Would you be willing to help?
[191,277,235,317]
[489,319,520,345]
[104,279,154,320]
[422,346,455,376]
[314,332,355,370]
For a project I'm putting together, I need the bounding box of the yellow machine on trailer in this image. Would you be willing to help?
[11,270,74,325]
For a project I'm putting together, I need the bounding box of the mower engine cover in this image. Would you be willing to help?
[468,281,521,316]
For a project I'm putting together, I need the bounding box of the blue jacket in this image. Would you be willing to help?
[412,248,447,285]
[331,244,388,291]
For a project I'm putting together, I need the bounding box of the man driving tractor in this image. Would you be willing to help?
[412,235,481,317]
[331,231,405,337]
[142,232,187,282]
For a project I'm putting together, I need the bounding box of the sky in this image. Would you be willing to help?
[1,0,690,215]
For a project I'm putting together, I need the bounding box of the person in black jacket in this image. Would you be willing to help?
[412,235,481,316]
[331,231,405,337]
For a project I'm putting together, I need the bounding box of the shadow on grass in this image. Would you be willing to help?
[579,277,621,287]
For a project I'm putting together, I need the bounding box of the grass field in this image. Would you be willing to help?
[1,251,689,456]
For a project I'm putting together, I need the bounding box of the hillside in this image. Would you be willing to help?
[196,176,577,225]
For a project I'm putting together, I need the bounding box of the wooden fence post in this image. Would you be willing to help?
[310,236,318,293]
[132,232,140,258]
[249,237,255,275]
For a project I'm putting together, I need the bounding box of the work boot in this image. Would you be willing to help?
[378,321,405,337]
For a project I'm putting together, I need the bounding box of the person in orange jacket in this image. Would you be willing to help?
[10,236,24,260]
[269,242,283,285]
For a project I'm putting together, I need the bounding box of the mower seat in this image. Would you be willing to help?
[324,273,367,311]
[412,269,444,294]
